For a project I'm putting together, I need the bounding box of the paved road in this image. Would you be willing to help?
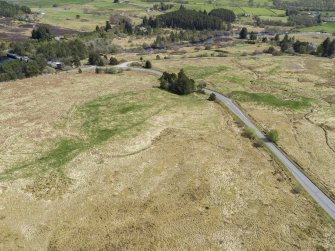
[115,62,335,221]
[117,62,163,76]
[203,90,335,221]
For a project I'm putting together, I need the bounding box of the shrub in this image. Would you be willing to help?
[266,129,279,143]
[130,62,142,67]
[291,186,301,194]
[105,67,122,74]
[89,51,104,66]
[245,127,257,140]
[196,81,206,93]
[249,31,257,41]
[156,55,161,60]
[63,66,72,71]
[95,67,102,74]
[42,66,56,74]
[78,68,82,73]
[205,45,212,50]
[32,25,53,40]
[208,93,216,101]
[109,57,118,65]
[272,50,282,56]
[264,46,275,54]
[239,27,248,39]
[253,138,264,148]
[95,67,123,74]
[144,60,152,69]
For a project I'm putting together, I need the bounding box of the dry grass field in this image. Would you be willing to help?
[0,70,334,250]
[152,48,335,201]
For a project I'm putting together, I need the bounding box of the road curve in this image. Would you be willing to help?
[117,61,163,76]
[116,62,335,221]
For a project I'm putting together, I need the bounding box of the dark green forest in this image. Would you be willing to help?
[0,1,31,17]
[145,6,226,30]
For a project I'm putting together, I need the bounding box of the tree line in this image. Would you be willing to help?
[0,0,31,17]
[0,60,41,82]
[153,2,174,11]
[0,36,89,82]
[151,29,229,48]
[12,38,87,64]
[143,6,235,30]
[238,27,335,58]
[279,34,335,57]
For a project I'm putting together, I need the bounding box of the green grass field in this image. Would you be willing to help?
[7,0,278,8]
[5,0,288,31]
[300,22,335,33]
[230,91,313,110]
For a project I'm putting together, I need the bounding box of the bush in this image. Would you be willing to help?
[249,31,257,41]
[42,66,56,74]
[105,67,123,74]
[239,27,248,39]
[253,138,264,148]
[78,68,82,73]
[245,127,257,140]
[205,45,212,50]
[130,62,142,67]
[95,67,102,74]
[156,55,161,60]
[266,129,279,143]
[272,50,282,56]
[264,46,275,54]
[63,66,73,71]
[89,51,104,66]
[95,67,123,74]
[208,93,216,101]
[32,25,53,40]
[144,60,152,69]
[291,186,301,194]
[109,57,118,65]
[196,81,206,93]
